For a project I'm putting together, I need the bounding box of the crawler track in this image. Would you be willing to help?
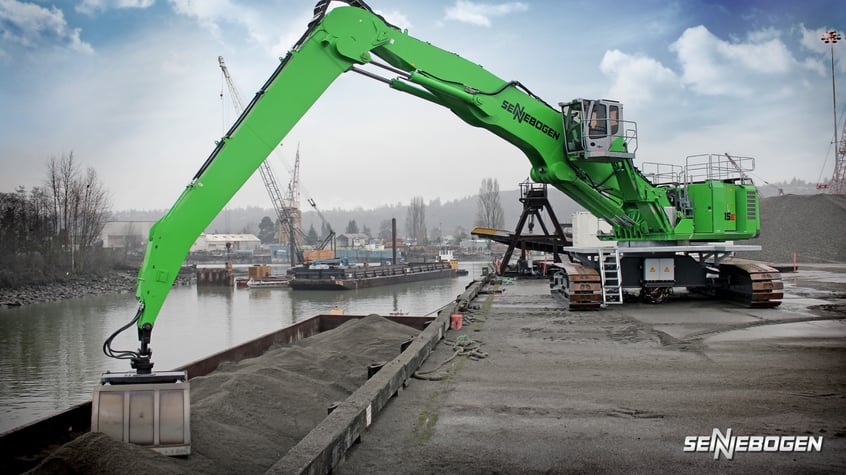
[718,259,784,308]
[550,262,602,310]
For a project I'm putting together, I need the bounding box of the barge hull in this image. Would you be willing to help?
[289,268,458,290]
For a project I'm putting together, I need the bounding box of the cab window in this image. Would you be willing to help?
[589,103,607,138]
[609,105,619,135]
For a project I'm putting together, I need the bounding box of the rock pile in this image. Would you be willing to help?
[742,193,846,264]
[0,271,136,307]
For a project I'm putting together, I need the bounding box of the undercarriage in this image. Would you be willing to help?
[471,184,784,311]
[549,244,784,310]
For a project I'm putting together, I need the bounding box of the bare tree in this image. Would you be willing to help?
[378,219,393,241]
[0,153,110,283]
[45,151,111,272]
[29,186,54,247]
[405,196,427,244]
[77,167,110,248]
[476,178,504,229]
[46,154,64,244]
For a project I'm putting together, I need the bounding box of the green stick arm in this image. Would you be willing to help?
[134,5,390,337]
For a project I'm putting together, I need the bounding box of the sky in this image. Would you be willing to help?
[1,0,845,212]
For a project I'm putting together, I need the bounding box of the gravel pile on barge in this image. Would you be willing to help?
[28,315,418,474]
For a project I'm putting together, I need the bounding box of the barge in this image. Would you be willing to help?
[243,276,290,288]
[235,264,289,288]
[0,313,433,473]
[288,261,465,290]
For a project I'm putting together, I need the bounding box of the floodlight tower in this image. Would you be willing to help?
[821,30,843,193]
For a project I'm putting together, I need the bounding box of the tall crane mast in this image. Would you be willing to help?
[218,55,302,264]
[286,146,301,210]
[281,146,303,254]
[832,119,846,193]
[817,118,846,193]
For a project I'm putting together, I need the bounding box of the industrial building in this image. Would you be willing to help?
[99,221,157,249]
[190,234,261,254]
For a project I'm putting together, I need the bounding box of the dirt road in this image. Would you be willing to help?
[337,268,846,474]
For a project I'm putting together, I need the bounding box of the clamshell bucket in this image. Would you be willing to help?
[91,371,190,456]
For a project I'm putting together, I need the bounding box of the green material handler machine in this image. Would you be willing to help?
[93,0,782,454]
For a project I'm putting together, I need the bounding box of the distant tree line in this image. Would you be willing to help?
[0,152,111,286]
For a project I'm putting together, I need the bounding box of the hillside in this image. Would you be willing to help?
[743,194,846,264]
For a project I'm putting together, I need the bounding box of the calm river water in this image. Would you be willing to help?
[0,262,486,433]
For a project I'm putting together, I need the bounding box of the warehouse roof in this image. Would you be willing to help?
[201,234,260,242]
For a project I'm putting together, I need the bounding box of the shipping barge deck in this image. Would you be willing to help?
[288,262,466,290]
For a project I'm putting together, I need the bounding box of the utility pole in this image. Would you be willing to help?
[821,30,843,193]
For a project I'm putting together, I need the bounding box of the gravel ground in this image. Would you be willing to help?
[336,277,846,474]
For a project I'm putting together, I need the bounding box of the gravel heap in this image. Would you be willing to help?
[28,315,419,474]
[741,193,846,264]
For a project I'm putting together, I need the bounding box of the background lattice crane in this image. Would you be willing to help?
[832,119,846,193]
[218,56,302,264]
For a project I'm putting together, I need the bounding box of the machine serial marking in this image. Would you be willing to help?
[501,100,561,140]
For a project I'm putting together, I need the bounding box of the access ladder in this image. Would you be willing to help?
[598,248,623,305]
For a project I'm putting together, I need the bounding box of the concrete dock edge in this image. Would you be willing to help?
[267,279,487,475]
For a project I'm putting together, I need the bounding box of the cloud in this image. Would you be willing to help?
[443,0,528,27]
[0,0,93,53]
[376,9,412,31]
[167,2,413,60]
[600,50,680,107]
[798,24,827,52]
[798,24,846,75]
[169,0,313,57]
[167,0,233,38]
[76,0,154,15]
[602,24,828,109]
[670,25,796,96]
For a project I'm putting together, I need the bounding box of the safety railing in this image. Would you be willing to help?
[684,153,755,184]
[640,162,683,185]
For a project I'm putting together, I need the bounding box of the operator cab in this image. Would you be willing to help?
[559,99,637,161]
